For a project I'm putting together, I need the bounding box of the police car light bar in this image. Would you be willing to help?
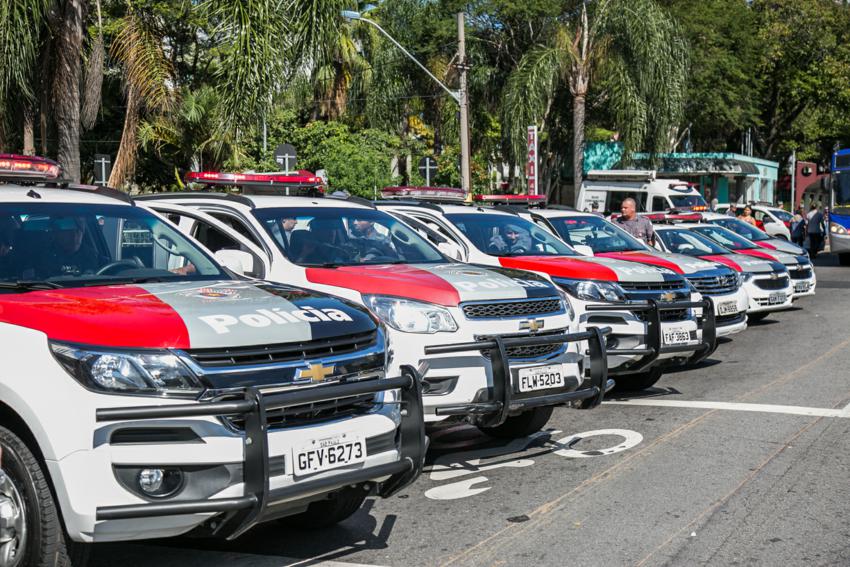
[380,186,466,202]
[0,154,62,180]
[184,171,325,196]
[586,169,656,181]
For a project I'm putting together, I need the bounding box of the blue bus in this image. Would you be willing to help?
[831,148,850,265]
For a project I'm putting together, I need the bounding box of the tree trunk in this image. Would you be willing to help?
[23,105,35,155]
[108,86,141,189]
[572,93,586,205]
[53,0,85,182]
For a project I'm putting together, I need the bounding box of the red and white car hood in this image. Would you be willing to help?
[494,255,675,283]
[0,280,376,349]
[695,254,778,274]
[304,263,559,305]
[734,248,808,267]
[594,250,721,275]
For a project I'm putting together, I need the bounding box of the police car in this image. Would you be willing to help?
[714,203,792,240]
[376,191,715,392]
[700,211,806,256]
[0,156,426,565]
[141,173,611,440]
[651,224,794,321]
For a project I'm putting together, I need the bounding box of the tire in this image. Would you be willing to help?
[748,312,770,322]
[0,425,89,567]
[479,406,554,439]
[839,253,850,267]
[612,367,663,392]
[279,485,367,529]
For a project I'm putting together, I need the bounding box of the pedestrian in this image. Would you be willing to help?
[590,201,604,217]
[806,203,825,259]
[740,205,758,226]
[614,198,655,246]
[790,207,807,248]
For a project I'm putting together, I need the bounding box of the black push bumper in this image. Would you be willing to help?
[423,326,612,428]
[94,368,427,540]
[586,298,716,372]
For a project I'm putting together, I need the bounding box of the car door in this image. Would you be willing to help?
[140,202,271,278]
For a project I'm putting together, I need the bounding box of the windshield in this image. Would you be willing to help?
[669,194,708,209]
[444,213,575,257]
[835,170,850,209]
[0,203,223,288]
[657,228,729,256]
[709,217,770,241]
[691,225,758,250]
[253,207,446,267]
[546,214,647,253]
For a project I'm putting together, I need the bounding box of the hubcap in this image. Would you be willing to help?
[0,470,26,567]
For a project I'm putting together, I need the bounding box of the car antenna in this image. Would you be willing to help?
[26,189,41,199]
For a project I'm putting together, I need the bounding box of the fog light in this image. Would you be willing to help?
[137,467,183,498]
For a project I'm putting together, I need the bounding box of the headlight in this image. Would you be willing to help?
[556,288,576,321]
[830,222,847,235]
[50,343,203,397]
[554,278,626,303]
[364,295,458,334]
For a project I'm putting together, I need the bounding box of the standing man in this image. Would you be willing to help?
[806,203,825,259]
[614,198,655,246]
[589,202,604,217]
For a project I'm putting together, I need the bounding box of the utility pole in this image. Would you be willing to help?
[457,12,472,197]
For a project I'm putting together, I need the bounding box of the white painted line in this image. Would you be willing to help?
[604,399,846,418]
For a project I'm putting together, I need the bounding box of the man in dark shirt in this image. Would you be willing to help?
[614,198,655,246]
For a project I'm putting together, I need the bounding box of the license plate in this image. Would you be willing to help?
[517,364,565,393]
[768,292,787,305]
[717,300,739,316]
[294,434,366,476]
[663,328,691,345]
[794,281,810,293]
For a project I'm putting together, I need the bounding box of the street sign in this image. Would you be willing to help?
[93,154,111,186]
[527,126,538,195]
[418,156,438,187]
[274,143,297,172]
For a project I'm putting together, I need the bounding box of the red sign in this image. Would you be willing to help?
[526,126,538,195]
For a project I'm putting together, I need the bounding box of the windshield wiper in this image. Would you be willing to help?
[0,280,63,291]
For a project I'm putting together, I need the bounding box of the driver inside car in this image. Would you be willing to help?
[30,216,101,278]
[350,218,395,260]
[488,223,532,254]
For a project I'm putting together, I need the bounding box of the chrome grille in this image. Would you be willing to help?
[636,308,690,323]
[461,298,562,319]
[788,267,813,280]
[618,281,682,291]
[186,330,378,368]
[478,330,566,361]
[688,273,739,296]
[754,276,790,290]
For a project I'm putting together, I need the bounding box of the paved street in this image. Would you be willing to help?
[93,256,850,567]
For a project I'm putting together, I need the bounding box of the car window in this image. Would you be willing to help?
[252,207,446,267]
[711,218,770,241]
[606,191,646,215]
[191,219,264,278]
[545,215,646,253]
[656,229,728,255]
[692,225,757,250]
[443,213,575,257]
[771,209,793,222]
[207,212,263,247]
[0,203,223,286]
[651,196,666,211]
[669,194,708,209]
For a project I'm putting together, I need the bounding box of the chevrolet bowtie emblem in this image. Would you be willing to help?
[298,363,335,383]
[520,319,545,332]
[659,291,677,302]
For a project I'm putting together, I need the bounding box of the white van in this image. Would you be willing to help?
[577,170,708,215]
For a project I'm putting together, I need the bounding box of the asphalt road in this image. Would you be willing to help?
[93,255,850,567]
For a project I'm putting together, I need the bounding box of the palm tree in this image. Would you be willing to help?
[502,0,688,198]
[50,0,86,181]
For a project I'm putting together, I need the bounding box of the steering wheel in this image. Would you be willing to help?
[96,258,143,276]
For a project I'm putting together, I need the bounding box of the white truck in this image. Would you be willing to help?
[577,170,708,215]
[0,156,425,566]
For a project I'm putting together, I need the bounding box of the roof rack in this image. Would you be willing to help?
[136,192,255,208]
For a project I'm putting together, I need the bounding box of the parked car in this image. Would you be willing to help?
[700,212,806,255]
[714,203,793,240]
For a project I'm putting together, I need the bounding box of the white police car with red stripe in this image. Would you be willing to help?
[140,174,611,442]
[0,156,426,566]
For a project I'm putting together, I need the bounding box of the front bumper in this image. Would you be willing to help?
[421,327,612,428]
[705,290,748,337]
[789,272,816,299]
[744,280,795,313]
[93,371,426,540]
[586,298,716,371]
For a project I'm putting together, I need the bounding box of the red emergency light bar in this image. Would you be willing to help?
[380,186,467,202]
[0,154,62,180]
[473,194,546,205]
[184,170,325,196]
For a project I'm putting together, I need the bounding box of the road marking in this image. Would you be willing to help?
[604,399,848,417]
[553,429,644,458]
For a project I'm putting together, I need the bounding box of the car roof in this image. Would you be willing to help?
[527,209,595,219]
[381,202,519,218]
[0,183,131,206]
[140,192,374,211]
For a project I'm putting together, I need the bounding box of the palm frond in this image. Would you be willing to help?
[111,9,175,112]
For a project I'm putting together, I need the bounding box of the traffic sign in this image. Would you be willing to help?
[93,154,112,186]
[274,143,297,172]
[419,156,438,187]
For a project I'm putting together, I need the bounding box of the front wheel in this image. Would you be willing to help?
[0,426,89,567]
[279,485,367,529]
[612,367,663,392]
[479,406,554,439]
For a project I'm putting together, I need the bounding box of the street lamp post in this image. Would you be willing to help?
[341,10,472,196]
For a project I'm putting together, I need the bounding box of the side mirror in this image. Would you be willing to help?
[573,244,594,256]
[214,249,254,276]
[437,241,464,261]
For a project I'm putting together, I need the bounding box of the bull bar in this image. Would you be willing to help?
[423,326,613,428]
[586,298,716,372]
[94,367,427,540]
